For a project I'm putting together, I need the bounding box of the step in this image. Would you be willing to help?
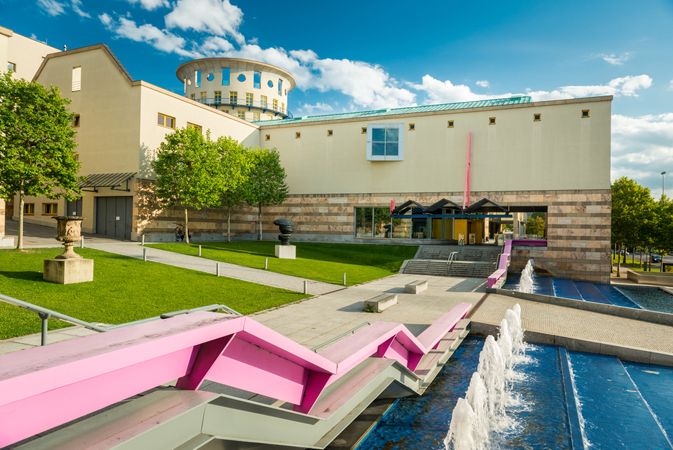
[573,281,612,304]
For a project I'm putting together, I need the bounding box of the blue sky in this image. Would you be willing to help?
[2,0,673,196]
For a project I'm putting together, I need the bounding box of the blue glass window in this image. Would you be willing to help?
[372,126,400,156]
[254,71,261,89]
[238,74,246,82]
[195,70,201,87]
[207,73,214,82]
[222,68,230,85]
[268,80,273,88]
[278,79,282,96]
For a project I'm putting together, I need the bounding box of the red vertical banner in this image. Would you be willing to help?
[390,200,395,214]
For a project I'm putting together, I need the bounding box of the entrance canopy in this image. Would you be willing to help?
[391,198,512,219]
[79,173,136,192]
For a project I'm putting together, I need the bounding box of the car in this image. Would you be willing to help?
[652,254,662,263]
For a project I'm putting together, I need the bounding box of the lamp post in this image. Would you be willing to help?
[663,171,667,199]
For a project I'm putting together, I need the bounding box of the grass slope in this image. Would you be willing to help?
[0,248,306,340]
[147,241,418,286]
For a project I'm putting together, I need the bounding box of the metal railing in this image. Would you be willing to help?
[0,292,241,346]
[191,97,293,119]
[310,322,370,353]
[447,251,458,273]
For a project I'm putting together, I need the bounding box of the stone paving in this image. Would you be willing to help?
[0,325,100,355]
[3,220,124,248]
[87,243,340,295]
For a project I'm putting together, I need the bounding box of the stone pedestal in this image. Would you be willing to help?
[44,258,94,284]
[275,245,296,259]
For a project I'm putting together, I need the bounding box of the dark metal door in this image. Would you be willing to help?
[95,197,133,240]
[66,198,82,216]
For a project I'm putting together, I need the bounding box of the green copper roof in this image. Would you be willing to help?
[253,96,531,125]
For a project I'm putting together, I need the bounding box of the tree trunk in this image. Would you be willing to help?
[185,207,190,244]
[16,190,24,250]
[258,203,262,241]
[611,244,615,272]
[617,243,622,277]
[639,250,642,269]
[623,248,627,264]
[227,208,231,243]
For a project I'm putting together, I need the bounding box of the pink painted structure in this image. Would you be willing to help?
[462,131,472,210]
[0,304,471,447]
[487,239,547,288]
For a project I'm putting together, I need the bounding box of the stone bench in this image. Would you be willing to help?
[405,280,428,294]
[364,293,398,313]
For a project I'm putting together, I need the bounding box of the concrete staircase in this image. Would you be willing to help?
[404,259,448,276]
[403,245,501,278]
[448,261,496,278]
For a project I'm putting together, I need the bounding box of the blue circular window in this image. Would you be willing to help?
[268,80,273,88]
[207,73,214,81]
[238,74,246,82]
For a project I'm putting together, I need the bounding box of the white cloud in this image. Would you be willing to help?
[476,80,490,88]
[669,80,673,91]
[526,75,652,101]
[126,0,169,10]
[110,16,201,58]
[299,102,334,115]
[99,13,112,27]
[165,0,245,44]
[611,113,673,199]
[37,0,66,16]
[71,0,90,18]
[600,52,632,65]
[410,76,501,104]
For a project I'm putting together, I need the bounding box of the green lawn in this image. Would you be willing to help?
[147,241,418,286]
[0,248,307,340]
[611,254,664,272]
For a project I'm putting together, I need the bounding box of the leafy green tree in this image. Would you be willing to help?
[240,148,289,241]
[0,72,83,249]
[652,196,673,272]
[526,215,546,237]
[152,128,249,244]
[216,138,253,242]
[611,177,654,276]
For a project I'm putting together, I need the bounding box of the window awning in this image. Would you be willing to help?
[79,173,136,192]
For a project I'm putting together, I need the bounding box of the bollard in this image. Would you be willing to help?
[265,258,268,270]
[343,273,346,286]
[143,248,147,261]
[80,237,84,249]
[216,263,220,277]
[142,235,145,245]
[304,280,308,295]
[199,245,202,257]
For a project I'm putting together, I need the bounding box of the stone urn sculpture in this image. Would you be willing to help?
[273,218,295,245]
[53,216,84,259]
[273,218,296,259]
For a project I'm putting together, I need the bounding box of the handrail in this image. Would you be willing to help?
[310,322,370,353]
[0,292,242,346]
[447,251,458,273]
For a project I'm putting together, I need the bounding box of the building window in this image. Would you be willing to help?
[200,92,207,102]
[237,110,245,120]
[207,73,214,82]
[534,113,541,122]
[409,123,415,131]
[266,134,270,141]
[72,66,81,92]
[253,112,260,121]
[362,127,367,134]
[246,93,253,106]
[187,122,202,133]
[7,62,16,72]
[74,154,79,161]
[23,203,35,215]
[278,79,283,96]
[214,91,221,103]
[268,80,273,88]
[355,207,401,239]
[230,91,238,104]
[281,102,285,114]
[224,109,229,114]
[190,93,195,100]
[489,117,496,125]
[195,70,201,87]
[296,132,301,139]
[328,129,333,136]
[448,120,454,128]
[273,99,278,111]
[157,113,175,129]
[267,114,274,120]
[222,68,230,85]
[582,110,590,118]
[238,74,246,82]
[254,71,261,89]
[367,123,404,161]
[261,95,268,108]
[73,114,80,127]
[43,203,58,216]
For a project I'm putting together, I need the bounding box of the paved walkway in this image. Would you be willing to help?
[0,325,101,355]
[3,220,125,248]
[87,243,340,295]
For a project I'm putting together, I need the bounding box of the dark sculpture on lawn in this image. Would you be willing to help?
[273,218,295,245]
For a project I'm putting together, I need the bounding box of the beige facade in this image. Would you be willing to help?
[0,26,60,81]
[176,58,295,122]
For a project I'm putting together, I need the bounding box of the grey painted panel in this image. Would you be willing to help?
[95,197,106,237]
[105,198,116,238]
[125,196,133,240]
[115,197,126,240]
[66,198,82,217]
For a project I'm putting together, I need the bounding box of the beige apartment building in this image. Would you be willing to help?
[2,38,611,282]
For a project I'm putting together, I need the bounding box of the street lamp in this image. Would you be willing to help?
[663,171,667,199]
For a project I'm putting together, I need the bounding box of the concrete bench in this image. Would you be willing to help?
[364,293,398,313]
[405,280,428,294]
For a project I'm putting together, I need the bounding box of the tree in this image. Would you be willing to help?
[611,177,654,276]
[216,138,253,242]
[652,196,673,273]
[152,128,249,244]
[240,148,289,241]
[0,72,83,249]
[526,215,546,237]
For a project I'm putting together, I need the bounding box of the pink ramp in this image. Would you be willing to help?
[0,303,471,447]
